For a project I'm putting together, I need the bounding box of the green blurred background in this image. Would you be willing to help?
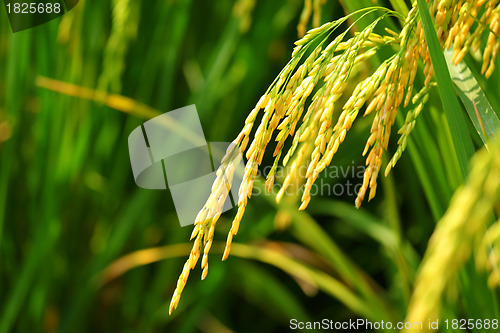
[2,0,500,332]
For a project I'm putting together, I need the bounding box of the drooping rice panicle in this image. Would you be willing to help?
[170,1,500,313]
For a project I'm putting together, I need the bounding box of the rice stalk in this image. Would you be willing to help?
[97,0,140,92]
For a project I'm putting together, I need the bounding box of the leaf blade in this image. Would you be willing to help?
[417,0,475,180]
[445,49,500,147]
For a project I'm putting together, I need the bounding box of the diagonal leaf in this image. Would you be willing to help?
[417,0,475,180]
[444,49,500,148]
[235,262,312,323]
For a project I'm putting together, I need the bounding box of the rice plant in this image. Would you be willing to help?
[169,0,500,316]
[2,0,500,332]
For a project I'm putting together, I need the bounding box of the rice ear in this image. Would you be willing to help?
[170,0,500,314]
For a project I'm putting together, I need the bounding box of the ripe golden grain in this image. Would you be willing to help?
[170,0,500,313]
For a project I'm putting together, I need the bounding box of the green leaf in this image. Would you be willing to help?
[235,261,311,323]
[417,0,475,180]
[444,49,500,148]
[228,242,379,320]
